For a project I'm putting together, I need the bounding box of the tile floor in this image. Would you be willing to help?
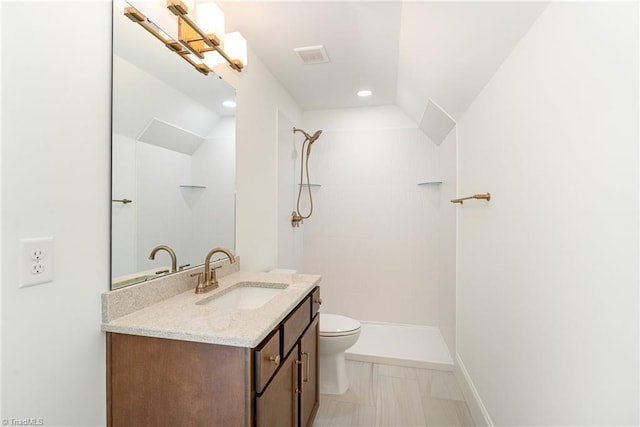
[313,361,474,427]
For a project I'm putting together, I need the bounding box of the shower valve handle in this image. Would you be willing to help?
[291,211,304,227]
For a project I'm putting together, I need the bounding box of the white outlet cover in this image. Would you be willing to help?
[20,237,54,287]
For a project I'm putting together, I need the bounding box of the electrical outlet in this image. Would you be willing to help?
[31,249,43,261]
[20,237,54,287]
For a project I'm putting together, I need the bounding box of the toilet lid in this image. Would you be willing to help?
[320,313,361,337]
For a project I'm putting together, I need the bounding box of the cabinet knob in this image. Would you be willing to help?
[268,355,280,366]
[314,297,323,305]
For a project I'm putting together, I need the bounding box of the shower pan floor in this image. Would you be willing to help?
[345,321,454,371]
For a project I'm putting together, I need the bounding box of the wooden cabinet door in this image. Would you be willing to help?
[299,315,319,427]
[107,333,251,427]
[256,344,299,427]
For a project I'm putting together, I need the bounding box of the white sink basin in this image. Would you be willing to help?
[198,283,287,310]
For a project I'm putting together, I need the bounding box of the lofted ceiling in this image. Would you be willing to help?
[218,1,549,123]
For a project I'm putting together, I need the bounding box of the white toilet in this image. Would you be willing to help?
[319,313,361,395]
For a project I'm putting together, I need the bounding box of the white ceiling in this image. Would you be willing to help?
[218,1,549,123]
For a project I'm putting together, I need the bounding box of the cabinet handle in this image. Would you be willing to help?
[295,359,303,393]
[313,297,323,305]
[302,351,309,383]
[292,360,301,426]
[268,354,280,366]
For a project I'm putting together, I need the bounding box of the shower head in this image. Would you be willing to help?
[308,130,322,144]
[293,127,322,144]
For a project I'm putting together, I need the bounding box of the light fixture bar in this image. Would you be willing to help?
[168,1,220,47]
[123,2,245,75]
[124,6,210,75]
[176,16,216,59]
[124,7,167,45]
[166,0,243,72]
[179,52,211,75]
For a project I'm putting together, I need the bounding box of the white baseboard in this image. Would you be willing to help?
[455,353,494,427]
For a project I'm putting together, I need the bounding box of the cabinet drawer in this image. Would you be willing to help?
[255,329,281,394]
[281,298,311,357]
[255,344,299,427]
[311,287,321,318]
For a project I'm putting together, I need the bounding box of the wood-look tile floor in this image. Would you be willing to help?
[313,361,474,427]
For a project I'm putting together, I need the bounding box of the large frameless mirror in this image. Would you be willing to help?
[111,1,236,289]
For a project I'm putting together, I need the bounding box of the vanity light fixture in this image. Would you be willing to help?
[123,0,247,75]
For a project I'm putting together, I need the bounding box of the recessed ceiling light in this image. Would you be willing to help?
[222,100,236,108]
[357,90,372,97]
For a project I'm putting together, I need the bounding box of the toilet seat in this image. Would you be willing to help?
[320,313,361,337]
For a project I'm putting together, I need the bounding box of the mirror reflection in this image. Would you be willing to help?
[111,2,236,289]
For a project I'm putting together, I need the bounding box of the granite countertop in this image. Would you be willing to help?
[101,271,321,348]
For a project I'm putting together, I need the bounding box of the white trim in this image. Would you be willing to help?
[0,0,4,420]
[455,353,494,427]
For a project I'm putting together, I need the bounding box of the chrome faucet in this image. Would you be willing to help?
[192,247,236,294]
[148,245,178,273]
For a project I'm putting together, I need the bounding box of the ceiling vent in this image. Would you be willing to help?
[293,45,330,65]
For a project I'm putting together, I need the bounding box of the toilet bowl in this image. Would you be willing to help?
[319,313,361,395]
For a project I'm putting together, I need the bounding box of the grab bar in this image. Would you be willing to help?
[112,198,133,204]
[451,193,491,204]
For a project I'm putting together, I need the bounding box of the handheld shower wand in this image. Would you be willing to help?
[292,127,322,227]
[295,128,322,143]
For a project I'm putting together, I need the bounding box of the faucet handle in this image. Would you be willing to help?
[210,265,223,278]
[190,271,204,285]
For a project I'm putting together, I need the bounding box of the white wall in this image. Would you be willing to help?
[135,142,192,271]
[0,1,4,418]
[437,127,457,356]
[300,106,450,326]
[215,51,302,272]
[112,134,137,277]
[277,111,304,271]
[130,124,235,275]
[456,2,638,424]
[1,2,111,425]
[112,55,221,143]
[190,117,236,264]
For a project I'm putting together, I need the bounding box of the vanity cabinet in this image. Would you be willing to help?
[255,343,299,426]
[255,315,319,427]
[106,286,320,427]
[299,314,319,427]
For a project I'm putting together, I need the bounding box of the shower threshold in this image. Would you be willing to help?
[345,321,454,371]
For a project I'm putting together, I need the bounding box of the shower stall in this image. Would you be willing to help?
[277,106,457,370]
